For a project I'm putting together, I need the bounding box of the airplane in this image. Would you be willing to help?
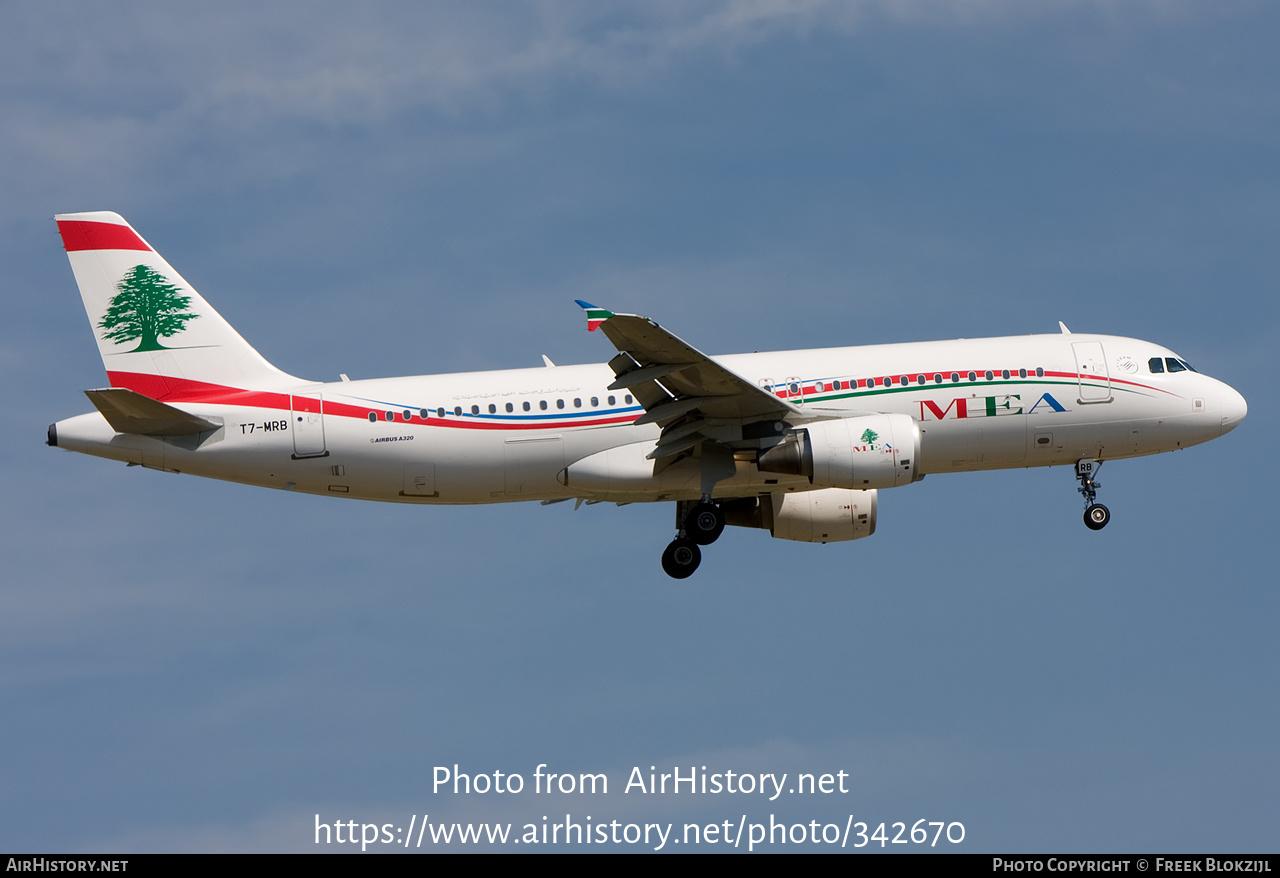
[47,211,1248,578]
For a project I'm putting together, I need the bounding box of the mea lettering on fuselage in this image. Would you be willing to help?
[47,212,1247,578]
[919,393,1068,420]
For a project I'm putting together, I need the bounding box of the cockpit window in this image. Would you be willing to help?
[1165,358,1186,373]
[1149,357,1164,374]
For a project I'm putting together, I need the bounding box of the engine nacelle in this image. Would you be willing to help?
[722,488,877,543]
[770,488,877,543]
[757,413,920,490]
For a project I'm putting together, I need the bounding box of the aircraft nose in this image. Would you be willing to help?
[1220,384,1247,435]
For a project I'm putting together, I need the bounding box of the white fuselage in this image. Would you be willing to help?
[52,332,1247,505]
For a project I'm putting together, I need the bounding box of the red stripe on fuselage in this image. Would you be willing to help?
[57,221,151,252]
[108,371,291,408]
[104,371,642,430]
[103,363,1174,434]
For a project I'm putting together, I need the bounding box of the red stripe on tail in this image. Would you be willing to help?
[57,220,151,252]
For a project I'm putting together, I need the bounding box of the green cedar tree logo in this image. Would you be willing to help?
[861,428,879,444]
[98,264,200,352]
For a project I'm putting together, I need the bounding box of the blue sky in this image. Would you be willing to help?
[3,1,1277,852]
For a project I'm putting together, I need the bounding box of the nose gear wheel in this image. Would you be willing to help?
[1075,459,1110,530]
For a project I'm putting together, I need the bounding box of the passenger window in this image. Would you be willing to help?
[1035,367,1044,377]
[591,397,598,407]
[985,370,994,380]
[454,406,462,416]
[968,372,977,382]
[488,404,496,414]
[471,405,479,415]
[557,399,565,409]
[608,395,616,405]
[523,401,530,411]
[1002,370,1010,380]
[574,398,582,408]
[385,411,394,421]
[505,403,513,413]
[951,372,960,383]
[437,408,445,418]
[367,412,377,423]
[1149,358,1165,373]
[540,400,548,411]
[420,409,429,419]
[625,395,633,404]
[403,410,412,420]
[1019,368,1027,378]
[916,375,926,385]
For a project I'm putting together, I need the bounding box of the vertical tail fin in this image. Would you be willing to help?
[55,211,297,399]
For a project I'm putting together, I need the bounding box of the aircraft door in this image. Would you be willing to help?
[1072,342,1112,403]
[291,394,328,458]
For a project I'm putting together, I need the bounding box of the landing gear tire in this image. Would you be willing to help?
[1084,503,1110,531]
[661,538,702,579]
[684,502,725,546]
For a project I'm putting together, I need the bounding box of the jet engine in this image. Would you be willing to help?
[722,488,877,543]
[756,413,920,489]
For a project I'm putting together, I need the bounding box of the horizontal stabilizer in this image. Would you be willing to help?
[84,388,218,436]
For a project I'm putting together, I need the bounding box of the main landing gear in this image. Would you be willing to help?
[661,499,726,579]
[1075,459,1110,531]
[661,538,701,579]
[685,500,726,545]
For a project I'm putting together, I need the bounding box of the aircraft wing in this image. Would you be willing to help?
[576,302,803,460]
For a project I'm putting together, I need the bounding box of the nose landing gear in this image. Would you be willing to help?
[1084,502,1110,530]
[1076,459,1110,530]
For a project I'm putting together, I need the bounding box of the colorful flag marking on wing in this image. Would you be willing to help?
[575,300,614,332]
